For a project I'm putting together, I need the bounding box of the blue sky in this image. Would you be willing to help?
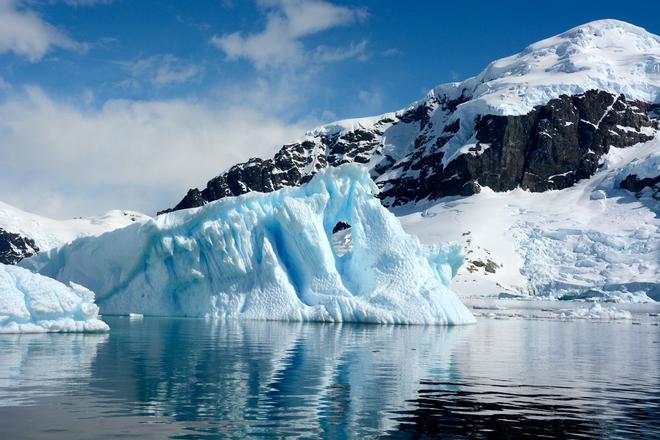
[0,0,658,217]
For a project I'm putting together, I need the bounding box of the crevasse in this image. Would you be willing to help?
[23,165,475,324]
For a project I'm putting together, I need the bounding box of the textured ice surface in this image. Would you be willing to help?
[0,264,109,333]
[23,165,474,325]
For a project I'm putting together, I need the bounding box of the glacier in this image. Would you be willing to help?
[0,263,109,333]
[22,165,475,325]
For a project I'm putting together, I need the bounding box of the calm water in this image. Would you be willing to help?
[0,317,658,439]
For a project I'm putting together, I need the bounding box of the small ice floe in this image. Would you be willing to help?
[554,303,632,320]
[472,304,507,310]
[0,264,109,333]
[129,313,144,320]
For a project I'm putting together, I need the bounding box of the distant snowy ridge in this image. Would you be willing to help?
[0,264,108,333]
[162,19,659,213]
[23,165,475,325]
[0,201,150,264]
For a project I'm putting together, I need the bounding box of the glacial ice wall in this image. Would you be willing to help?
[23,165,474,324]
[0,264,109,333]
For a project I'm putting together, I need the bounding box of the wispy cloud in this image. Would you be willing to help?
[0,86,310,218]
[0,0,82,61]
[381,47,402,57]
[312,40,368,63]
[122,54,202,86]
[210,0,368,69]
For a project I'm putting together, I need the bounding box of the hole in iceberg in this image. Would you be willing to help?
[331,221,353,257]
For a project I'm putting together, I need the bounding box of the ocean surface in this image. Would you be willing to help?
[0,316,658,439]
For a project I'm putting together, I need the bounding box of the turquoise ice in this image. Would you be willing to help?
[24,165,474,324]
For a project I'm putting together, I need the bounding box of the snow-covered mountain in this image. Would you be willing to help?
[0,201,150,264]
[155,19,659,302]
[160,19,659,213]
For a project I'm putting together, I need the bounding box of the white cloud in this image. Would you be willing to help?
[312,39,368,63]
[123,54,202,86]
[210,0,367,69]
[0,0,81,61]
[0,87,310,218]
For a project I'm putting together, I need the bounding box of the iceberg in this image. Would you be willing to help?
[23,165,475,325]
[0,263,109,333]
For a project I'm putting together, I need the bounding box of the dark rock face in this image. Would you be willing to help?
[0,228,39,265]
[160,90,657,214]
[381,91,656,205]
[620,174,660,200]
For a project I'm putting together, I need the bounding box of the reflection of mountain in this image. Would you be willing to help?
[385,319,660,438]
[0,333,108,406]
[88,319,470,437]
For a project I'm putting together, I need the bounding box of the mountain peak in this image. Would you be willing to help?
[527,19,659,57]
[428,19,660,118]
[160,20,658,216]
[558,19,658,40]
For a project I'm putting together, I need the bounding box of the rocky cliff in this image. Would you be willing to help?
[161,90,657,213]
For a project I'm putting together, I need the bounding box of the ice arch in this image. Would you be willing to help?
[23,165,474,325]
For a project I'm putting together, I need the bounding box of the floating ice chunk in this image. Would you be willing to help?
[0,264,109,333]
[23,165,475,325]
[556,303,633,320]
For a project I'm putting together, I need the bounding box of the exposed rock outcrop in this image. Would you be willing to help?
[160,90,656,214]
[0,228,39,265]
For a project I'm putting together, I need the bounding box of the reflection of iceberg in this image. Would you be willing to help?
[0,264,109,333]
[256,323,472,436]
[24,165,474,324]
[86,319,470,437]
[0,333,108,406]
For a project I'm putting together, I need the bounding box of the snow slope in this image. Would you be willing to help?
[397,136,659,302]
[23,165,474,325]
[0,264,109,333]
[0,201,150,252]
